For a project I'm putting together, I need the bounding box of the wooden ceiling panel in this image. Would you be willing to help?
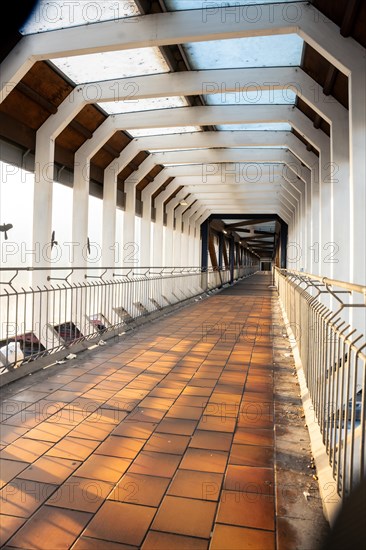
[313,0,366,47]
[302,45,349,109]
[291,129,319,157]
[74,105,105,133]
[296,97,330,136]
[22,61,72,107]
[152,177,175,201]
[136,165,164,192]
[164,186,183,206]
[56,126,88,152]
[0,89,50,129]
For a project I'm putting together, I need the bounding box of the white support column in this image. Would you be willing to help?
[330,112,350,283]
[32,135,54,280]
[102,167,117,272]
[101,141,142,268]
[122,157,155,266]
[153,180,180,267]
[140,170,173,267]
[173,197,196,267]
[349,67,366,286]
[165,189,187,267]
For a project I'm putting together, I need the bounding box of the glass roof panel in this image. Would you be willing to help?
[217,123,292,131]
[183,34,303,69]
[100,96,188,115]
[128,127,202,137]
[21,0,140,34]
[166,1,301,9]
[51,47,170,85]
[205,89,296,105]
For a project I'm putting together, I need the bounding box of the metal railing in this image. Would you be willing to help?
[275,267,366,498]
[0,265,257,381]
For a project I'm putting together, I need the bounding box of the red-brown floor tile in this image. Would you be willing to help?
[141,530,209,549]
[224,464,274,495]
[166,405,202,420]
[129,451,180,478]
[72,536,136,549]
[229,444,274,467]
[197,415,236,433]
[108,472,169,507]
[182,387,213,397]
[84,501,156,546]
[0,426,29,446]
[156,418,197,436]
[179,449,228,474]
[233,427,274,447]
[151,495,216,538]
[18,455,81,485]
[46,437,100,461]
[0,438,53,463]
[189,430,233,452]
[112,421,157,440]
[0,459,29,488]
[126,408,165,423]
[143,433,190,455]
[68,420,116,441]
[168,469,223,501]
[139,397,175,411]
[75,455,131,483]
[0,514,26,547]
[217,490,275,531]
[47,476,113,513]
[7,505,92,549]
[95,435,144,459]
[210,523,275,549]
[24,422,72,443]
[0,479,56,517]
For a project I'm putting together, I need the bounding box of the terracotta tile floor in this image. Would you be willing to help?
[0,274,327,549]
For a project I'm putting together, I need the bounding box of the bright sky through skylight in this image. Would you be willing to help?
[205,89,296,105]
[100,97,188,115]
[51,48,170,85]
[128,127,202,137]
[166,0,302,9]
[21,0,140,34]
[217,123,292,131]
[184,35,304,69]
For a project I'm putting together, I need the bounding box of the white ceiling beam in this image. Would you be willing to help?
[2,2,363,102]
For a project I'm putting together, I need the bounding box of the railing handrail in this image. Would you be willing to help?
[275,267,366,297]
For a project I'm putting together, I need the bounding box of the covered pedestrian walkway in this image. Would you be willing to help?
[0,274,329,549]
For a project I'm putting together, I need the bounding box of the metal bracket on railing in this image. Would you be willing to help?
[132,269,150,277]
[0,269,19,291]
[113,269,133,278]
[47,269,74,284]
[85,269,107,281]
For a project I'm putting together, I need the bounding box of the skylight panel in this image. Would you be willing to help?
[21,0,140,34]
[183,35,304,69]
[166,0,302,9]
[100,97,188,115]
[128,127,202,137]
[217,123,292,131]
[51,47,170,85]
[205,89,296,105]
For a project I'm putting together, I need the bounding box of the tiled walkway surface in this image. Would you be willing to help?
[0,274,327,549]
